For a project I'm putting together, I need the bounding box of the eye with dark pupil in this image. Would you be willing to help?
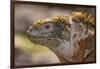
[45,25,50,29]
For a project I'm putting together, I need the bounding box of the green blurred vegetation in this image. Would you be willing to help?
[15,33,51,54]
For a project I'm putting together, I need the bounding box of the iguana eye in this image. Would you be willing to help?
[40,23,53,32]
[44,24,51,29]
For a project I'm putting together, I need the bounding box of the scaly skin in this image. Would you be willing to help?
[27,12,95,63]
[70,12,95,62]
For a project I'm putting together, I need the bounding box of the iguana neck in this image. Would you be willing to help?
[46,40,74,63]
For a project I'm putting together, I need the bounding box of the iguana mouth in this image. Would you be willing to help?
[27,33,60,48]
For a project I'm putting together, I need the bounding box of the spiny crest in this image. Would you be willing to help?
[71,12,95,26]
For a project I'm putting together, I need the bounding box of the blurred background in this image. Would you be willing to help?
[14,2,95,67]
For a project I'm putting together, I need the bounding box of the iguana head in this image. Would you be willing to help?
[27,16,70,48]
